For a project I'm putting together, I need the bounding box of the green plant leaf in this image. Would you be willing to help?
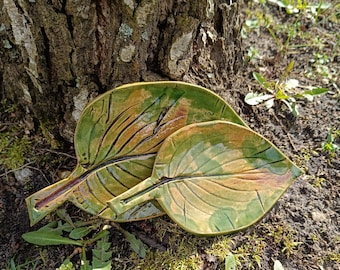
[26,81,246,226]
[57,209,75,227]
[282,99,299,117]
[92,234,112,270]
[108,121,302,235]
[22,231,83,246]
[295,87,328,101]
[252,72,272,90]
[57,260,74,270]
[122,229,147,258]
[10,258,16,270]
[276,89,289,100]
[69,226,94,240]
[279,60,295,84]
[225,253,236,270]
[85,230,110,246]
[303,87,328,96]
[80,260,91,270]
[37,221,60,232]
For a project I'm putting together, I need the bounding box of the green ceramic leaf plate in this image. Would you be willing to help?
[108,121,302,235]
[26,81,246,225]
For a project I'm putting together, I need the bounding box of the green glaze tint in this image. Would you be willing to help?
[26,81,246,226]
[108,121,302,236]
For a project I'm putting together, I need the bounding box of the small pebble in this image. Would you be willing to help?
[311,211,328,222]
[14,168,33,185]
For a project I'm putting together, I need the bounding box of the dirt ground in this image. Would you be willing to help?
[0,1,339,270]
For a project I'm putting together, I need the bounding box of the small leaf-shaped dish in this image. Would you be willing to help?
[108,121,302,235]
[26,81,246,225]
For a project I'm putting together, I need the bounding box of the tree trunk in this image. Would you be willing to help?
[1,0,243,141]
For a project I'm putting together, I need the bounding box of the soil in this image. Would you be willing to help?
[0,2,339,270]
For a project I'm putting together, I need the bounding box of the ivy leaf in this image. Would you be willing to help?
[108,121,302,235]
[26,81,246,226]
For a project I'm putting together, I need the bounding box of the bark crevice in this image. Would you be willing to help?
[1,0,243,142]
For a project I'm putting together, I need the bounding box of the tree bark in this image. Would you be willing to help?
[1,0,243,141]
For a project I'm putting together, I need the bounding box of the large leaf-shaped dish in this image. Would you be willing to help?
[26,81,246,225]
[108,121,302,235]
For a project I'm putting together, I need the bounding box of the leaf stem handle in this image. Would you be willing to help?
[107,177,158,219]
